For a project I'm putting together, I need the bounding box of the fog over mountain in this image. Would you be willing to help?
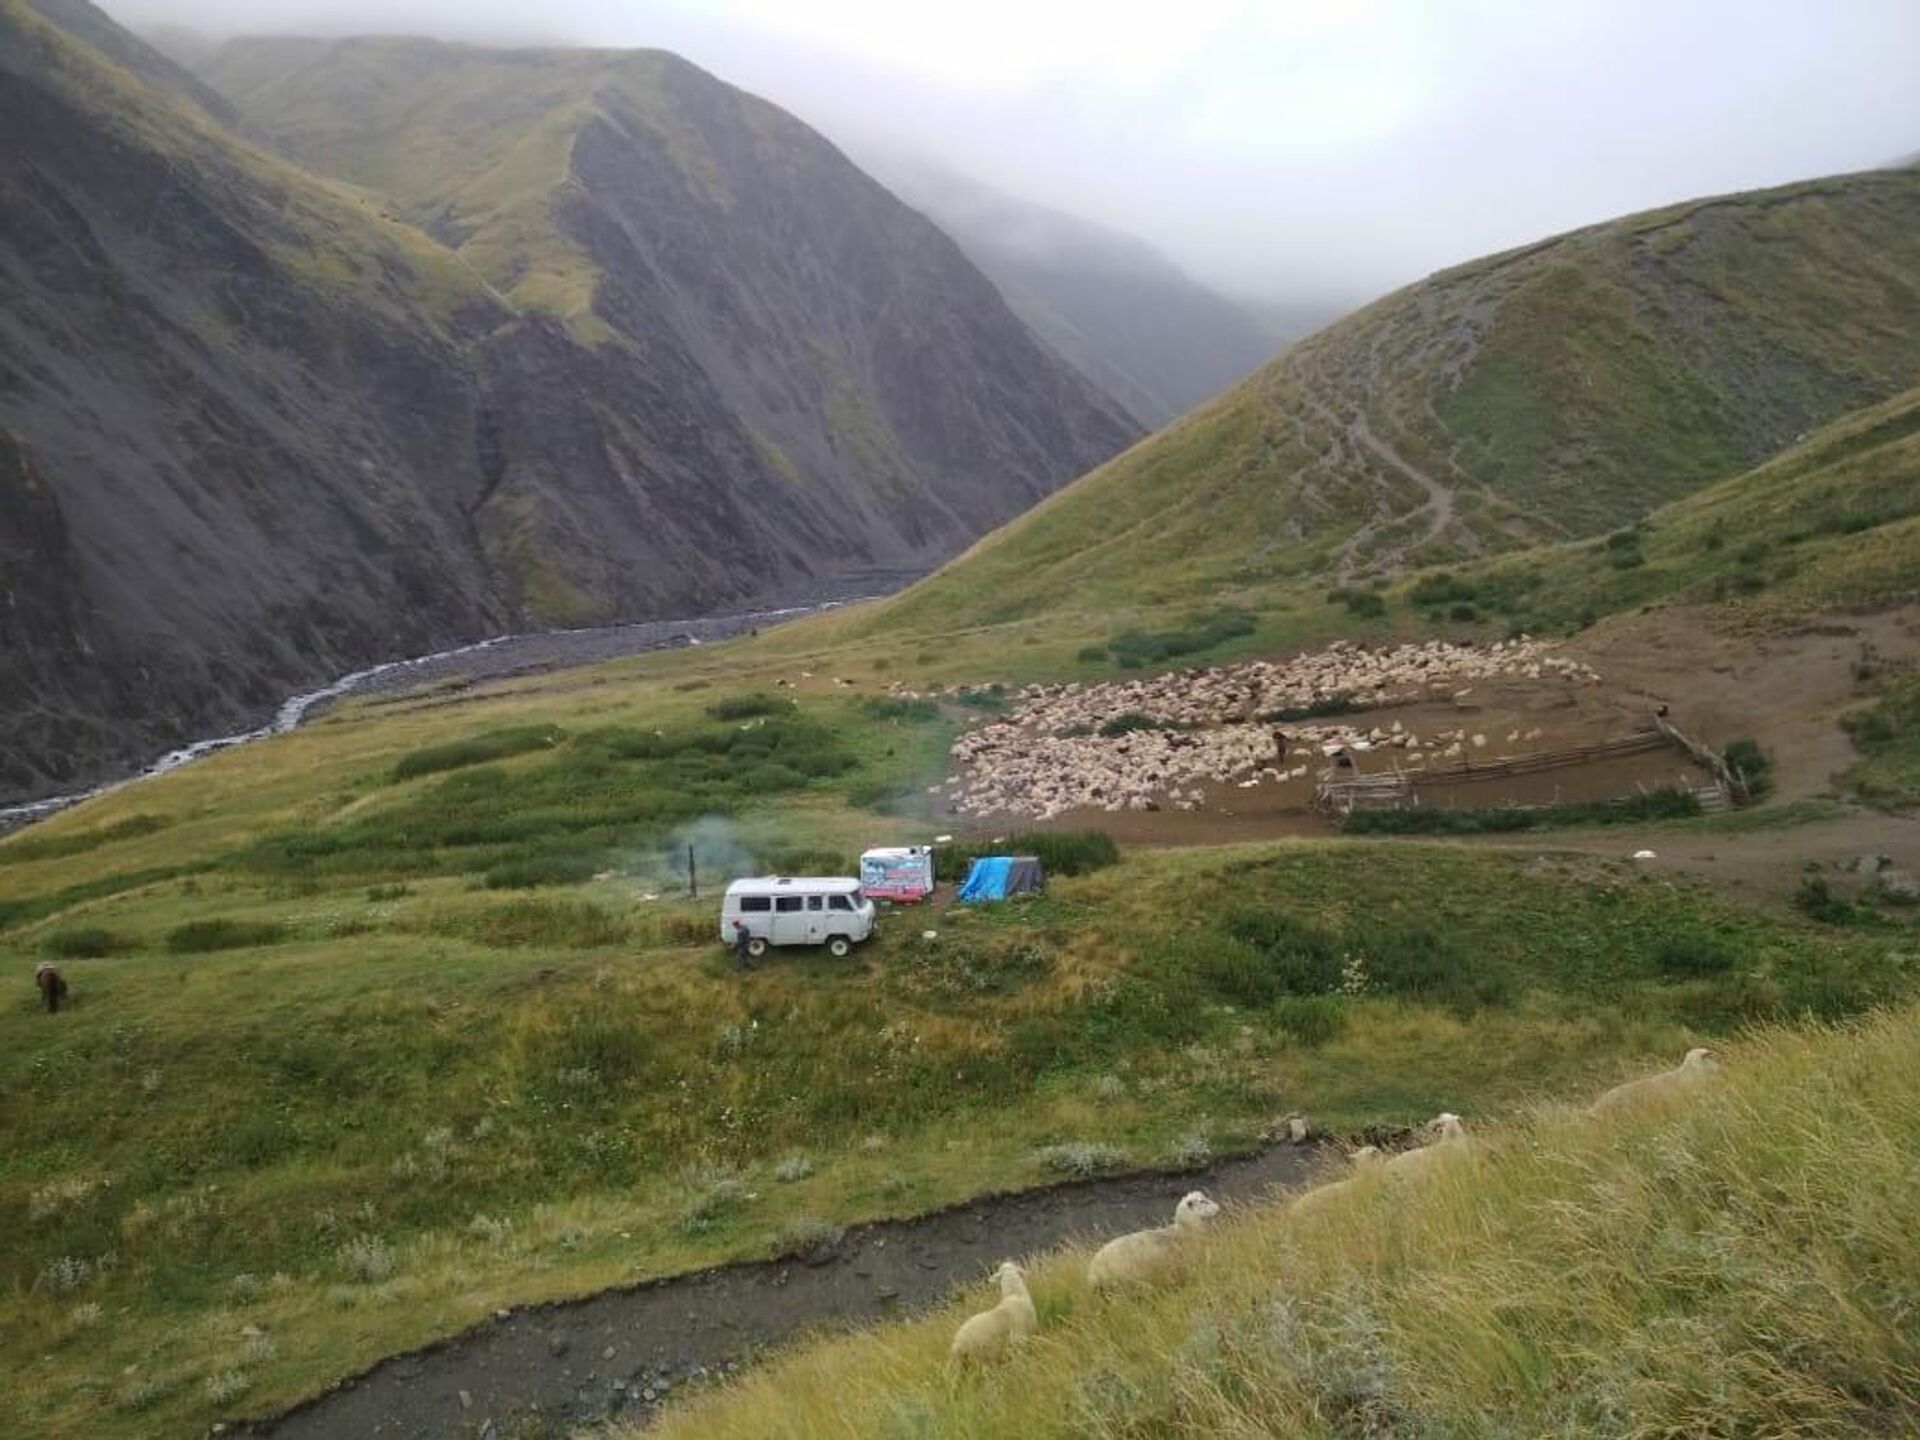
[107,0,1920,308]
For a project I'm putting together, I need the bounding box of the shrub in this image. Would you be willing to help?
[707,694,792,721]
[1654,930,1738,977]
[1076,644,1110,662]
[1108,608,1258,669]
[679,1165,749,1234]
[1409,572,1475,607]
[1449,602,1480,621]
[1260,694,1357,724]
[1794,876,1870,927]
[1098,711,1170,738]
[935,830,1119,882]
[954,685,1011,712]
[773,1155,814,1183]
[1722,737,1773,799]
[1341,790,1700,834]
[164,918,286,954]
[40,926,135,958]
[773,1215,844,1261]
[1327,588,1387,619]
[334,1236,396,1284]
[391,725,563,781]
[1033,1142,1129,1178]
[858,696,939,723]
[1271,995,1347,1046]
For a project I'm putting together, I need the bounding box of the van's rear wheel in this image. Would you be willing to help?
[827,936,852,958]
[746,937,768,959]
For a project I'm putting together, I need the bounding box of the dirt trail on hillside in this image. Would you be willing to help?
[241,1144,1327,1440]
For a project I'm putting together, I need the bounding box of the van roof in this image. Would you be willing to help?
[723,875,862,895]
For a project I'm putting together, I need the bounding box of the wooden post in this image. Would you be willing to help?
[688,843,697,900]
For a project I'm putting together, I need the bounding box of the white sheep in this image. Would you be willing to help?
[1086,1190,1220,1290]
[948,1260,1037,1366]
[1589,1047,1721,1119]
[1384,1113,1469,1182]
[1288,1145,1383,1216]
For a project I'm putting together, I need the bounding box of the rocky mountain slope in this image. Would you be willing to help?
[877,163,1316,427]
[0,3,1136,801]
[873,166,1920,632]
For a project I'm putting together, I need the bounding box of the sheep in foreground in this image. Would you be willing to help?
[1589,1047,1720,1118]
[1288,1145,1383,1216]
[1385,1113,1470,1183]
[949,1260,1037,1366]
[1086,1190,1220,1290]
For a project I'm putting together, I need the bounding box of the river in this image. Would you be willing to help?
[0,580,906,835]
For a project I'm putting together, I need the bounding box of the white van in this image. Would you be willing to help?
[720,876,875,958]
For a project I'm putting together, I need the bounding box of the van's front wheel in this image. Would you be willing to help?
[827,936,852,958]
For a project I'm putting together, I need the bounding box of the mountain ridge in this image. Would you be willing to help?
[0,4,1137,801]
[866,163,1920,635]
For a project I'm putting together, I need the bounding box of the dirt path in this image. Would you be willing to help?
[240,1144,1327,1439]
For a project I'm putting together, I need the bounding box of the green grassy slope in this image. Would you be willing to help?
[870,167,1920,635]
[645,1005,1920,1438]
[197,36,660,331]
[5,611,1913,1433]
[1384,383,1920,635]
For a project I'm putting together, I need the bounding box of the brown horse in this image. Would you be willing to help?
[35,963,68,1014]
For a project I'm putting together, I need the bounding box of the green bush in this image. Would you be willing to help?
[1653,930,1738,977]
[1098,711,1171,738]
[1326,588,1387,619]
[935,830,1119,883]
[164,918,287,954]
[1215,909,1341,999]
[1449,602,1480,621]
[1260,694,1357,724]
[40,926,136,958]
[390,725,563,781]
[1076,644,1110,663]
[1722,737,1773,799]
[858,696,939,723]
[1341,789,1701,834]
[707,694,792,721]
[1409,572,1475,607]
[1270,994,1347,1046]
[1108,608,1257,669]
[954,685,1011,712]
[1794,876,1871,927]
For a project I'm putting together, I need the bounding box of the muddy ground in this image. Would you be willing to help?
[242,1144,1327,1439]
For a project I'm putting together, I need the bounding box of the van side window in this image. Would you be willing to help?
[806,895,824,911]
[738,896,771,912]
[829,895,854,911]
[775,896,803,913]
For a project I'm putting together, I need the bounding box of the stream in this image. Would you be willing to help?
[240,1142,1330,1439]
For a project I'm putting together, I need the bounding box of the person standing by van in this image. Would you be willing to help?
[731,918,756,970]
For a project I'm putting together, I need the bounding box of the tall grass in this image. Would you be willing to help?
[934,830,1120,883]
[646,1006,1920,1439]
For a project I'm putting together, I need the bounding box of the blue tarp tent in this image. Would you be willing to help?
[957,855,1044,903]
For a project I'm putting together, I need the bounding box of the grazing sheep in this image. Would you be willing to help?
[1087,1190,1220,1290]
[1289,1145,1383,1216]
[1384,1113,1469,1182]
[949,1260,1037,1366]
[1589,1047,1720,1118]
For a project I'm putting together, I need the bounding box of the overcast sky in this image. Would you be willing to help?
[106,0,1920,306]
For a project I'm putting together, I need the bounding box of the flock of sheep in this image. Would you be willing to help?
[933,639,1605,821]
[949,1047,1719,1365]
